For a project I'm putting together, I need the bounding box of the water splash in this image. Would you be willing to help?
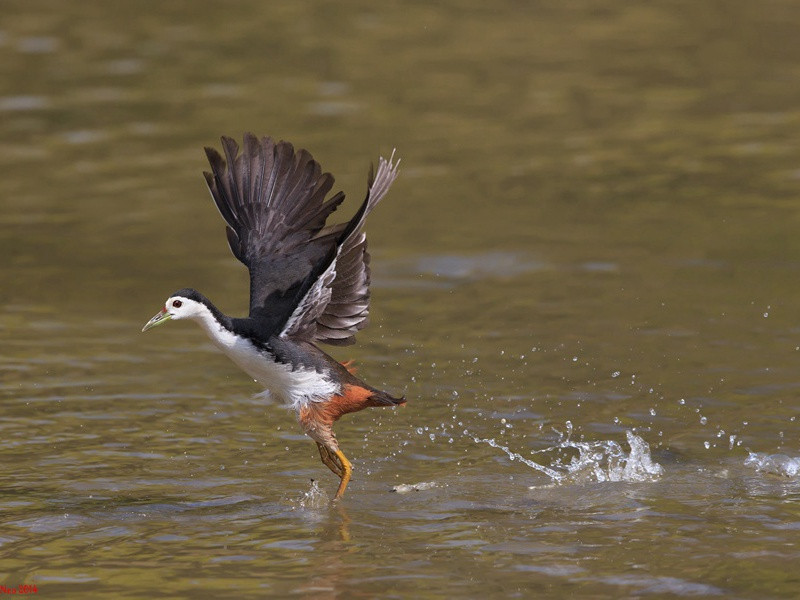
[744,452,800,478]
[296,479,329,509]
[555,430,664,483]
[469,435,564,480]
[469,425,663,484]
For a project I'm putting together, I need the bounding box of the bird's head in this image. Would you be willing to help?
[141,288,207,332]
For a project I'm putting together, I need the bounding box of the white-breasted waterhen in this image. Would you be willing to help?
[142,133,404,500]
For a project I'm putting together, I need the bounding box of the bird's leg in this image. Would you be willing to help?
[317,442,344,478]
[316,443,352,499]
[299,406,352,499]
[333,448,352,500]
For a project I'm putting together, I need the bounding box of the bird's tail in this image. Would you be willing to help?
[368,388,407,407]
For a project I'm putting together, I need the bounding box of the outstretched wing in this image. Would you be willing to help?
[281,151,399,345]
[203,133,346,330]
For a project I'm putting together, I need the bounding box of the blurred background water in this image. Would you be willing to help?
[2,1,800,597]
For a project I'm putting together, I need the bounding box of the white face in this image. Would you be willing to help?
[163,296,204,321]
[142,295,206,332]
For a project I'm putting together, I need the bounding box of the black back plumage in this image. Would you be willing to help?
[203,133,399,344]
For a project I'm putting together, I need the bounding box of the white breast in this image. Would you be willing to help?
[192,306,338,411]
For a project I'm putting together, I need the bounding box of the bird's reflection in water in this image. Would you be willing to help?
[292,504,353,598]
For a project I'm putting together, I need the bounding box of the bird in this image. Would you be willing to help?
[142,133,405,500]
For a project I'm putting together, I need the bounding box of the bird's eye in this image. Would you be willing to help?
[172,300,183,308]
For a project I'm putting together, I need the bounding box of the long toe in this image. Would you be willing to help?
[333,449,353,500]
[318,443,344,478]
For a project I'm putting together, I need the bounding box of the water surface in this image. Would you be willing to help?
[3,1,800,597]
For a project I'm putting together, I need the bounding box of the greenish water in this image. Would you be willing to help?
[3,1,800,597]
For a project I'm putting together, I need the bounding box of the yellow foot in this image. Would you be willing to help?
[317,443,344,478]
[315,443,353,500]
[333,449,352,500]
